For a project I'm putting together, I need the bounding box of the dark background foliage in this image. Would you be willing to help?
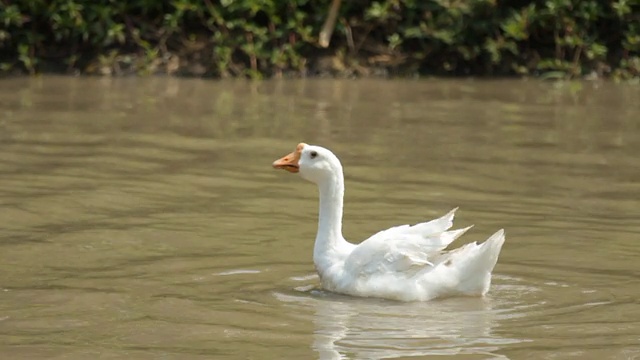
[0,0,638,79]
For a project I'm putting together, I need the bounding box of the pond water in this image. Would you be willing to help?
[0,76,639,359]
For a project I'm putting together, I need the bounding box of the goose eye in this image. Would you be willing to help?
[310,151,318,159]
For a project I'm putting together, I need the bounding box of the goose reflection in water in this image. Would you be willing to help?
[276,286,522,359]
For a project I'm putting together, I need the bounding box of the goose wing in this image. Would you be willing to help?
[344,209,471,277]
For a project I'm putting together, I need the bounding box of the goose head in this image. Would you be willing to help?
[272,143,343,185]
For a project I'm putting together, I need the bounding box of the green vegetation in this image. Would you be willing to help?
[0,0,638,79]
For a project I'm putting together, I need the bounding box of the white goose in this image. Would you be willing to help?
[273,143,505,301]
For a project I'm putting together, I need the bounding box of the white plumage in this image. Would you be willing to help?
[273,143,505,301]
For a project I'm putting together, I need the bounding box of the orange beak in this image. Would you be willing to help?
[273,143,306,173]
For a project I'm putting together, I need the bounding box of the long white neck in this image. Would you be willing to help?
[313,168,349,271]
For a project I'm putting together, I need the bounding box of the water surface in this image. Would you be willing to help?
[1,77,639,359]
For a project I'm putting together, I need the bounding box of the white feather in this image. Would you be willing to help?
[274,143,506,301]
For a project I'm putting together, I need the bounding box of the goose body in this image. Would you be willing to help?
[273,143,505,301]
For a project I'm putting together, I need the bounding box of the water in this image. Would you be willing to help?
[1,77,639,359]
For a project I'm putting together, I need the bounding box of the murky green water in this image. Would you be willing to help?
[1,77,639,359]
